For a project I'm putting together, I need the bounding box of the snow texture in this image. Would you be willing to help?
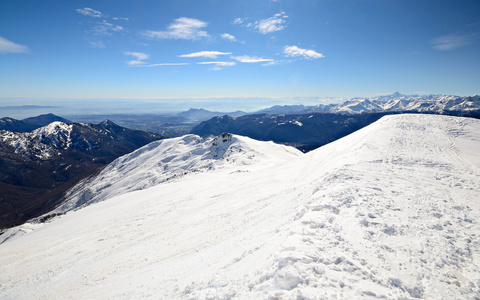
[51,133,302,213]
[1,114,479,299]
[0,121,73,159]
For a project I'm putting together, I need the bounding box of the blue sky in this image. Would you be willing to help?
[1,0,480,114]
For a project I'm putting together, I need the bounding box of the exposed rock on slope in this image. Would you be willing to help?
[0,120,162,228]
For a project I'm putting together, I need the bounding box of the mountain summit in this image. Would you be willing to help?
[1,114,479,299]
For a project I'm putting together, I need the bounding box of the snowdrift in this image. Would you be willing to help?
[1,114,479,299]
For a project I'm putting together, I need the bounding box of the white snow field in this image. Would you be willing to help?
[1,114,480,299]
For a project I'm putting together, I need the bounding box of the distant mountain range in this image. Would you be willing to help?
[191,112,393,151]
[177,93,480,120]
[0,119,162,228]
[0,117,39,132]
[22,113,71,127]
[0,113,71,132]
[191,93,480,150]
[257,93,480,115]
[178,108,246,121]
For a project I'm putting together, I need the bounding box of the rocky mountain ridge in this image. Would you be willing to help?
[0,120,163,228]
[0,113,71,132]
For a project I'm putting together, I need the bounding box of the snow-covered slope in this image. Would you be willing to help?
[53,133,302,213]
[1,114,479,299]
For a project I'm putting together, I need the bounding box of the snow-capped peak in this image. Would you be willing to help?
[0,121,73,159]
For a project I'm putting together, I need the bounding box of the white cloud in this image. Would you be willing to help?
[430,33,476,51]
[112,17,129,21]
[144,17,209,40]
[85,21,123,48]
[76,8,124,48]
[256,11,287,34]
[147,63,190,67]
[233,18,244,25]
[125,52,150,65]
[0,36,29,54]
[198,61,236,71]
[197,61,236,67]
[89,40,105,48]
[128,61,146,66]
[76,7,103,18]
[233,18,253,28]
[127,52,149,61]
[283,45,324,59]
[221,33,236,42]
[92,20,124,36]
[232,55,274,63]
[179,51,231,59]
[262,61,278,67]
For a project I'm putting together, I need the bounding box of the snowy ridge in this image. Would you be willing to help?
[53,133,302,213]
[327,94,477,114]
[259,93,480,115]
[0,115,479,299]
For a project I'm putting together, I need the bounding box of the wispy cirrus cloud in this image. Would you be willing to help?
[147,63,190,67]
[430,32,477,51]
[76,7,104,18]
[87,20,124,48]
[91,20,124,36]
[233,17,252,28]
[125,52,149,65]
[144,17,209,40]
[197,61,236,67]
[180,51,231,59]
[232,55,274,63]
[76,8,125,48]
[124,55,191,67]
[89,41,106,48]
[0,36,29,54]
[256,11,287,34]
[233,18,244,25]
[198,61,236,71]
[283,45,324,59]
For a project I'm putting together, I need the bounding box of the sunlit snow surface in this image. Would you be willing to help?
[1,114,480,299]
[0,121,73,159]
